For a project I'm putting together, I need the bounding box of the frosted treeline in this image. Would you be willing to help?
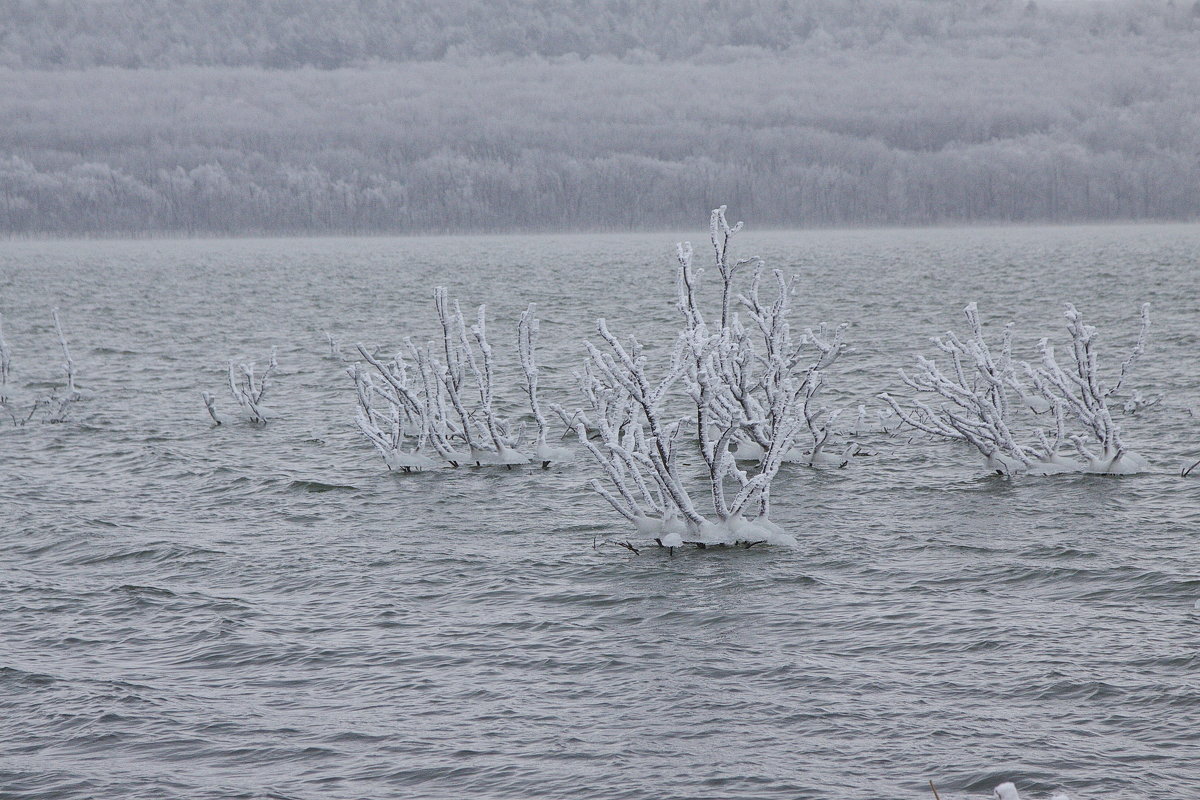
[3,1,1200,234]
[3,0,1195,69]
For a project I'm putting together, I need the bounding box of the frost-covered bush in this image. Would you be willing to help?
[0,308,86,425]
[882,301,1151,475]
[572,206,847,549]
[350,288,570,471]
[204,348,277,425]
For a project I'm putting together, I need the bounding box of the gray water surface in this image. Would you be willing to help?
[2,225,1199,799]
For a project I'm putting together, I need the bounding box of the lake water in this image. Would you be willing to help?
[1,224,1199,799]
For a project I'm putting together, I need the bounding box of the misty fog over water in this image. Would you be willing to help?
[3,0,1200,235]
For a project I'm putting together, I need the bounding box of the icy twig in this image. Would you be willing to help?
[227,348,277,424]
[324,331,343,360]
[202,391,222,425]
[0,312,11,404]
[52,308,77,397]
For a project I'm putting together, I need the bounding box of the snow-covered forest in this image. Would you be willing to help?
[2,0,1200,235]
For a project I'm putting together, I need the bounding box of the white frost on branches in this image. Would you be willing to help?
[0,311,11,405]
[572,206,848,549]
[222,348,277,424]
[519,304,573,467]
[0,308,88,425]
[882,301,1152,475]
[349,288,570,471]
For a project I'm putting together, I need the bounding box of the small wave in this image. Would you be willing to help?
[0,665,57,687]
[287,479,358,493]
[114,584,176,598]
[70,543,221,566]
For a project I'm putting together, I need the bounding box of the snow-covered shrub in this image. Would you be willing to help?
[208,348,276,424]
[573,206,847,549]
[0,308,86,425]
[350,288,569,471]
[1024,303,1151,473]
[882,302,1151,475]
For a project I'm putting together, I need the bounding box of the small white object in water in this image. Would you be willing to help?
[993,782,1070,800]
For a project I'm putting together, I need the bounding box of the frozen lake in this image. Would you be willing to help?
[2,223,1199,799]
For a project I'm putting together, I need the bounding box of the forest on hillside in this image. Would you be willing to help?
[5,0,1200,68]
[2,0,1199,235]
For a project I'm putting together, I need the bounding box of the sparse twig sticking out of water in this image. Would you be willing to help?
[0,311,11,405]
[325,331,342,360]
[227,348,277,424]
[201,391,222,425]
[52,308,76,397]
[929,780,942,800]
[44,308,84,423]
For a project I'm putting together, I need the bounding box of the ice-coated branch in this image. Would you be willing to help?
[468,304,527,463]
[0,311,11,404]
[227,347,276,424]
[42,308,85,423]
[707,204,751,329]
[433,288,491,455]
[518,305,546,443]
[52,308,77,397]
[519,304,572,466]
[201,391,222,425]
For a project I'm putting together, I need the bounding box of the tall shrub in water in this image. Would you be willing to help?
[572,207,846,549]
[881,302,1151,475]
